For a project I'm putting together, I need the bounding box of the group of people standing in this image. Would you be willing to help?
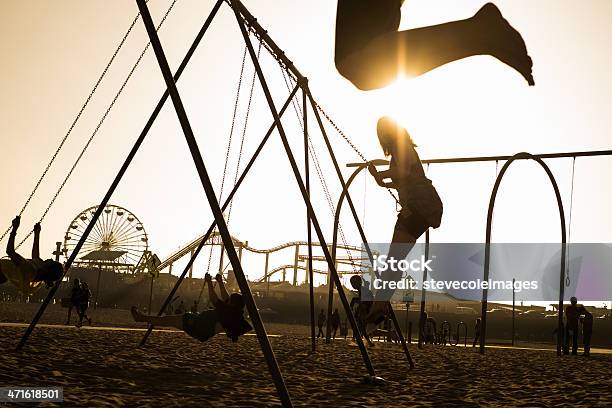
[317,308,343,340]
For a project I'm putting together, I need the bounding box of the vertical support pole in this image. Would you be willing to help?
[408,321,412,344]
[231,0,376,378]
[325,246,334,343]
[304,86,315,352]
[136,1,292,405]
[512,278,516,347]
[94,265,102,310]
[264,253,270,284]
[418,230,430,348]
[292,245,299,286]
[404,302,410,341]
[148,274,154,313]
[189,249,194,278]
[218,243,225,274]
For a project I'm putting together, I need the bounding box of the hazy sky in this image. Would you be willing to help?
[1,0,611,290]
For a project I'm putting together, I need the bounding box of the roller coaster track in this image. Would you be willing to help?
[157,231,364,272]
[255,263,360,283]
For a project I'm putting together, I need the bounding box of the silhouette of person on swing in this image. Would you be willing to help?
[131,273,252,343]
[0,216,63,294]
[367,117,443,323]
[335,1,534,91]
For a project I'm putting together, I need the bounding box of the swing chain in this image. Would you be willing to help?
[0,3,153,245]
[227,40,262,224]
[219,46,248,204]
[311,99,400,206]
[566,157,576,287]
[4,0,178,249]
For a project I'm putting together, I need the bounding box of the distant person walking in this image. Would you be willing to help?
[65,278,81,325]
[331,308,341,339]
[76,282,92,327]
[317,309,327,338]
[473,318,482,348]
[334,1,534,91]
[191,300,199,313]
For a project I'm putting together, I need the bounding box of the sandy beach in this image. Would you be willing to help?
[0,322,610,407]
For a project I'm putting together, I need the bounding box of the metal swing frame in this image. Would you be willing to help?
[16,1,419,405]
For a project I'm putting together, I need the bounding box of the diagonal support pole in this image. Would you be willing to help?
[303,86,316,352]
[139,85,299,347]
[15,0,224,351]
[136,1,292,406]
[306,91,415,368]
[230,0,376,378]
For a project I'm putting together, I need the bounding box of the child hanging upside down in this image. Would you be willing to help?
[335,1,534,90]
[131,273,252,343]
[0,216,64,294]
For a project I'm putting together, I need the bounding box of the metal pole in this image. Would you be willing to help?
[418,230,430,348]
[292,245,299,286]
[136,2,292,405]
[94,265,102,310]
[15,0,224,352]
[218,244,225,274]
[512,278,516,347]
[304,86,315,352]
[230,1,376,378]
[326,166,362,343]
[189,249,194,278]
[347,149,612,167]
[264,252,270,296]
[148,274,154,313]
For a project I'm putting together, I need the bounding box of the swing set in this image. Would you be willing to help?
[6,1,612,406]
[10,1,417,406]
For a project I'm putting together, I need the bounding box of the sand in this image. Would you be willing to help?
[0,323,610,407]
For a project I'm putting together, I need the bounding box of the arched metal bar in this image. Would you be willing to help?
[480,152,566,356]
[325,165,364,342]
[326,162,415,368]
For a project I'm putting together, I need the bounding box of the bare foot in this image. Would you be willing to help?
[474,3,535,85]
[131,306,144,322]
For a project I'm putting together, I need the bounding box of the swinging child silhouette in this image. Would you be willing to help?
[0,216,64,294]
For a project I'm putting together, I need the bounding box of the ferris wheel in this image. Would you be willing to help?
[63,204,148,266]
